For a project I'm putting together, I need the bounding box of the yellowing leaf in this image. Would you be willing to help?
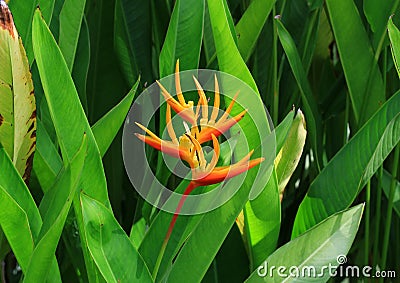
[275,109,307,201]
[0,1,36,182]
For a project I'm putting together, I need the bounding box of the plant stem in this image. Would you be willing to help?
[364,180,370,266]
[343,94,349,145]
[373,166,383,267]
[272,5,279,126]
[152,181,198,279]
[381,144,399,271]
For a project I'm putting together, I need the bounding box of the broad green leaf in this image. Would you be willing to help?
[243,170,280,270]
[114,0,138,85]
[130,218,147,250]
[0,148,41,271]
[33,82,139,195]
[239,112,296,269]
[292,91,400,238]
[222,0,237,46]
[246,204,364,282]
[114,0,151,84]
[382,170,400,217]
[32,9,108,281]
[122,0,152,83]
[0,147,61,281]
[24,135,87,283]
[58,0,86,71]
[159,0,205,77]
[32,8,108,204]
[207,0,258,93]
[92,78,139,156]
[33,119,62,192]
[275,109,306,197]
[203,3,216,66]
[388,17,400,79]
[72,16,90,113]
[276,19,322,170]
[37,0,56,24]
[236,0,276,62]
[0,1,36,182]
[81,194,153,283]
[326,0,385,125]
[274,108,295,155]
[7,0,37,63]
[364,0,399,51]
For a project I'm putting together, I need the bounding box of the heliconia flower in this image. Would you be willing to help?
[135,61,264,277]
[135,60,264,186]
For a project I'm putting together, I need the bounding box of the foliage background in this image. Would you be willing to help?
[0,0,399,282]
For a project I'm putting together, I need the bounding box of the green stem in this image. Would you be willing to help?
[373,166,383,267]
[152,181,198,279]
[343,94,349,145]
[272,5,278,126]
[364,180,370,266]
[381,144,399,271]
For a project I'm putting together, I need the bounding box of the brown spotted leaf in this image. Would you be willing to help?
[0,0,36,183]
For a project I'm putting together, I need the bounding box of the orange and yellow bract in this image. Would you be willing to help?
[135,60,264,187]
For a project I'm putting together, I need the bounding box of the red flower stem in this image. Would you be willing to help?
[152,181,198,279]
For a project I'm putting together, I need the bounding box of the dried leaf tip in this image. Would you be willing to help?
[0,0,14,37]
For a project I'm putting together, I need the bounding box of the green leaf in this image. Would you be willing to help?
[32,8,108,204]
[33,81,138,194]
[24,135,87,283]
[0,147,61,281]
[364,0,398,50]
[274,108,295,155]
[326,0,385,125]
[276,18,322,170]
[58,0,86,71]
[92,78,139,157]
[382,169,400,217]
[113,0,138,85]
[33,119,62,192]
[81,193,153,283]
[32,9,108,281]
[114,0,152,84]
[37,0,56,24]
[0,2,36,182]
[237,109,296,269]
[388,16,400,79]
[275,109,307,196]
[0,149,41,272]
[207,0,258,93]
[8,0,37,63]
[246,204,364,282]
[159,0,205,77]
[243,170,280,269]
[130,218,147,250]
[72,16,90,113]
[236,0,276,62]
[292,91,400,238]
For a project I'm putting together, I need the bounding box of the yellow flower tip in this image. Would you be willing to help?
[135,122,160,141]
[134,133,145,141]
[248,157,265,169]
